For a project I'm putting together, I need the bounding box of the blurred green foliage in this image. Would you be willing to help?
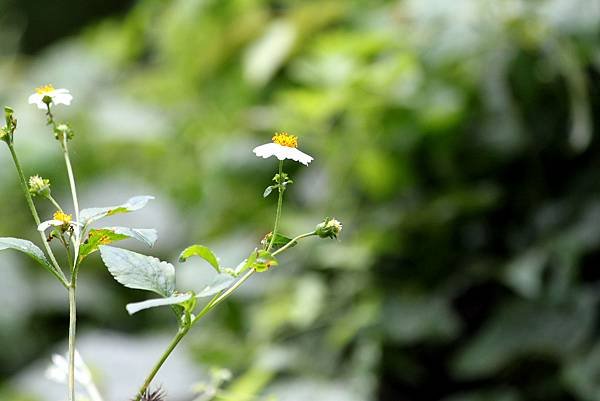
[0,0,599,400]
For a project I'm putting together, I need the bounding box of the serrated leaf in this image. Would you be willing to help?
[99,245,175,297]
[0,237,54,271]
[79,195,154,225]
[126,293,192,315]
[106,227,158,247]
[179,245,220,272]
[196,273,236,297]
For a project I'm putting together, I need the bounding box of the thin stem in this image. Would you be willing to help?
[272,231,316,256]
[61,135,81,401]
[134,326,189,401]
[7,144,68,287]
[46,195,63,212]
[267,160,284,252]
[67,284,77,401]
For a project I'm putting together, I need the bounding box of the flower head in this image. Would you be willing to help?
[253,132,313,165]
[28,175,51,197]
[315,217,343,239]
[28,84,73,110]
[38,210,78,233]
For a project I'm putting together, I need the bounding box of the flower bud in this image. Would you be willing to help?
[54,123,74,141]
[315,217,343,239]
[28,175,51,197]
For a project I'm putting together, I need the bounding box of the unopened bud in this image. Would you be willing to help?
[28,175,51,197]
[315,217,343,239]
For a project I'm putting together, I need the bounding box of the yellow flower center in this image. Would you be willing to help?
[53,211,72,224]
[36,84,55,95]
[272,132,298,148]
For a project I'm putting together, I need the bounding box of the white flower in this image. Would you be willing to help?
[46,350,105,401]
[38,211,80,232]
[28,84,73,110]
[46,350,91,386]
[253,132,313,166]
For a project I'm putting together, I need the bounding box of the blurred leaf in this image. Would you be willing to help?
[126,292,192,315]
[99,245,175,297]
[382,294,461,344]
[453,292,596,379]
[196,273,236,298]
[179,244,220,273]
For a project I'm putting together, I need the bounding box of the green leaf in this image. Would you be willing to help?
[126,292,192,315]
[179,244,220,273]
[263,185,275,198]
[99,245,175,297]
[80,227,158,260]
[79,195,154,225]
[254,250,278,272]
[0,237,54,271]
[235,248,258,275]
[105,227,158,247]
[260,232,297,251]
[79,229,129,259]
[196,273,236,297]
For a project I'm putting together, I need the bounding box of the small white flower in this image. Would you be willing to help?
[45,350,91,386]
[38,211,80,232]
[253,132,313,166]
[28,84,73,110]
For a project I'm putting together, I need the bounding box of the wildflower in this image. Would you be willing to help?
[38,210,78,232]
[28,84,73,110]
[315,217,343,239]
[253,132,313,165]
[45,350,92,386]
[28,175,51,197]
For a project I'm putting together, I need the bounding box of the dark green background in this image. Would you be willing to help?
[0,0,599,400]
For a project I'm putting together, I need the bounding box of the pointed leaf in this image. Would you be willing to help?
[80,227,158,260]
[105,227,158,247]
[179,245,220,273]
[260,232,297,251]
[79,195,154,225]
[263,185,275,198]
[126,293,192,315]
[196,273,236,297]
[99,245,175,296]
[0,237,54,271]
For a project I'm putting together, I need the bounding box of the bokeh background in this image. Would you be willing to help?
[0,0,599,400]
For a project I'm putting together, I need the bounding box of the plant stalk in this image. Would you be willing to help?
[267,160,284,252]
[7,144,68,287]
[68,283,77,401]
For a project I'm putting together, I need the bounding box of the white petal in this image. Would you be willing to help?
[53,93,73,106]
[253,143,280,159]
[38,220,63,231]
[53,88,70,94]
[28,93,42,104]
[287,147,313,165]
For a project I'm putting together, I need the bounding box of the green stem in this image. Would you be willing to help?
[272,231,316,256]
[61,135,81,401]
[67,283,77,401]
[134,326,190,401]
[46,195,63,212]
[7,144,68,287]
[267,160,284,252]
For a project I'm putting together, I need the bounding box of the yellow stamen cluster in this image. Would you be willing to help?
[36,84,55,95]
[272,132,298,148]
[53,211,72,224]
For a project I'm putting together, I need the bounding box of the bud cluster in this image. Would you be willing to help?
[315,217,343,239]
[29,175,51,197]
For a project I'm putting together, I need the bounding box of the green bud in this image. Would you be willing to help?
[54,123,74,141]
[28,175,51,197]
[315,217,343,239]
[3,106,17,141]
